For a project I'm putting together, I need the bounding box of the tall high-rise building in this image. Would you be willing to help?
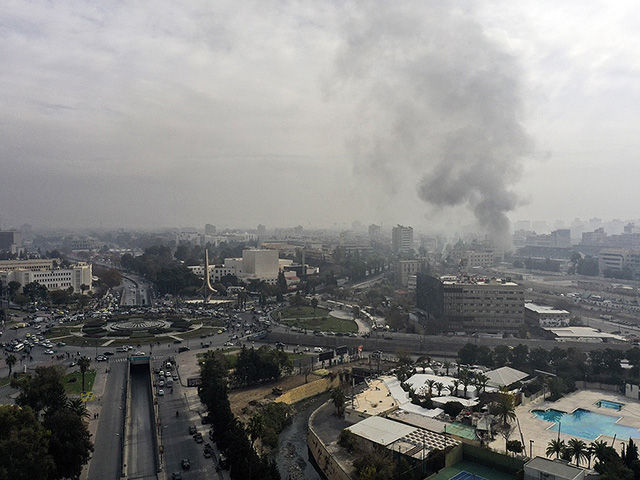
[257,224,266,236]
[392,225,414,253]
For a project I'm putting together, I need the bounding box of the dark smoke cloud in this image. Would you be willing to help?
[335,3,533,247]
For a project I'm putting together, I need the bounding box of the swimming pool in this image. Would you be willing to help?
[596,400,625,410]
[532,408,640,441]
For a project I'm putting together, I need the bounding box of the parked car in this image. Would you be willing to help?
[188,425,197,435]
[181,458,190,470]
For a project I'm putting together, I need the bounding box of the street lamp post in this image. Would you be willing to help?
[530,439,534,458]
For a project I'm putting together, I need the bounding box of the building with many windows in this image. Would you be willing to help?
[417,274,524,333]
[392,225,414,253]
[0,261,92,294]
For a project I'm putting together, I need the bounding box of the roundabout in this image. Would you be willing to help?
[106,318,172,333]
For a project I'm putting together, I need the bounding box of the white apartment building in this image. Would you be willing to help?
[0,262,92,294]
[189,249,280,285]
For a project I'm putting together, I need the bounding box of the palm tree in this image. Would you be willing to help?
[248,413,264,448]
[5,354,17,377]
[495,393,516,427]
[330,387,346,417]
[590,440,609,465]
[473,372,490,395]
[450,379,461,397]
[426,379,436,396]
[546,439,566,459]
[443,361,452,376]
[435,382,444,396]
[566,438,588,466]
[78,356,91,393]
[459,369,472,399]
[67,398,89,418]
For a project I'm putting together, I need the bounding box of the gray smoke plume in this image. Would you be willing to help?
[334,3,532,248]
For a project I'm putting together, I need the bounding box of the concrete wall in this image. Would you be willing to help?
[277,375,341,405]
[307,404,351,480]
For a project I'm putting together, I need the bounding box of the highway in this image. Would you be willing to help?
[127,365,157,479]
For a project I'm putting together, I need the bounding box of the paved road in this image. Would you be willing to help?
[87,361,127,480]
[155,357,223,479]
[127,366,157,479]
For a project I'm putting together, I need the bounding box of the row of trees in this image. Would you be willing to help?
[0,366,93,479]
[546,437,640,479]
[458,342,640,393]
[198,352,280,480]
[1,280,91,307]
[234,346,293,387]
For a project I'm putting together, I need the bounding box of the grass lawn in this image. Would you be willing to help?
[65,369,96,394]
[281,316,358,334]
[279,306,330,319]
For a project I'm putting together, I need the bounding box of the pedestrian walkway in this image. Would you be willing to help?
[80,367,108,480]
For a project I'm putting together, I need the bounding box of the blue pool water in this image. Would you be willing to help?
[597,399,625,410]
[532,408,640,441]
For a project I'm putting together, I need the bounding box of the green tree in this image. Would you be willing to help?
[78,357,91,393]
[494,393,516,428]
[311,297,319,318]
[23,281,48,303]
[546,439,566,459]
[45,407,94,479]
[506,440,523,455]
[566,438,588,466]
[7,281,21,300]
[0,405,55,480]
[13,366,67,418]
[248,413,264,448]
[330,387,346,417]
[5,354,17,377]
[458,343,478,366]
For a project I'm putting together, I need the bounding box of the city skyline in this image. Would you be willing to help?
[2,1,639,233]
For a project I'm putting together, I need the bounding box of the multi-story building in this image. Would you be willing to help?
[205,224,216,235]
[0,261,92,294]
[392,225,414,253]
[417,274,524,333]
[599,248,640,279]
[0,259,56,271]
[394,259,428,288]
[189,249,279,285]
[0,230,23,254]
[525,303,570,327]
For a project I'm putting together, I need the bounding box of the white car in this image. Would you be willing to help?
[158,389,164,396]
[314,347,323,353]
[44,349,54,354]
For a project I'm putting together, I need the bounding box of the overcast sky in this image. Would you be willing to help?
[1,1,639,234]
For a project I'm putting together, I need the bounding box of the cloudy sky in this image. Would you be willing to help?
[1,1,639,234]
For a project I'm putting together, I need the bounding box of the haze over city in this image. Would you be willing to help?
[2,1,639,233]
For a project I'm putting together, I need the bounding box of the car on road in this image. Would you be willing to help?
[172,374,179,381]
[178,347,190,353]
[314,347,323,353]
[132,351,145,356]
[194,432,203,443]
[171,473,183,480]
[188,425,197,435]
[44,349,54,354]
[158,389,164,396]
[103,351,114,356]
[181,459,190,470]
[95,355,107,362]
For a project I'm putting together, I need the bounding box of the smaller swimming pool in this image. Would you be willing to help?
[596,400,625,410]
